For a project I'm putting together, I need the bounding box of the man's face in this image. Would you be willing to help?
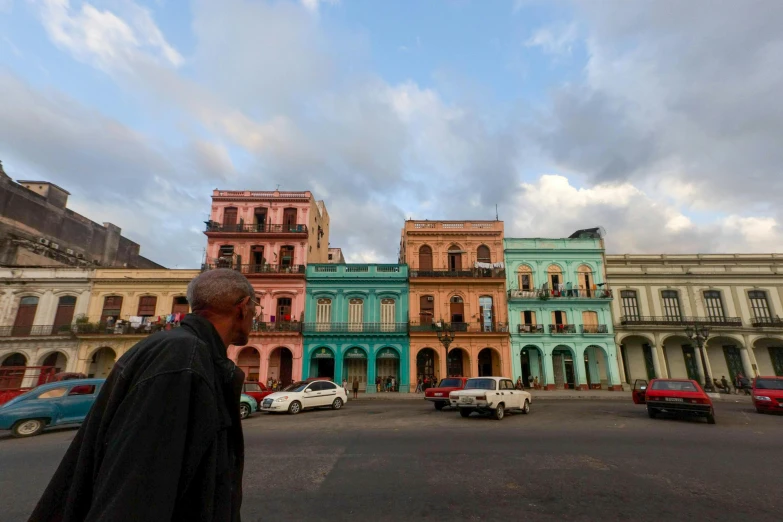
[232,294,259,346]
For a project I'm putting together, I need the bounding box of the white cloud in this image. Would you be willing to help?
[300,0,339,14]
[526,23,578,56]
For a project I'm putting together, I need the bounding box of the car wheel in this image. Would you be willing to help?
[647,407,657,418]
[706,410,716,424]
[239,403,251,420]
[332,398,343,410]
[459,408,472,418]
[521,400,530,414]
[12,419,45,438]
[493,403,505,421]
[434,401,445,411]
[288,401,302,415]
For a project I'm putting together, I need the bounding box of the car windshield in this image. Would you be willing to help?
[438,378,462,387]
[283,382,309,392]
[245,383,262,392]
[755,379,783,390]
[650,380,698,392]
[464,378,496,390]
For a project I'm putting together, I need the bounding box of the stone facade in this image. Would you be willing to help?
[607,254,783,386]
[504,237,622,391]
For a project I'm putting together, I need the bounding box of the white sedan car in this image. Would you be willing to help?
[260,380,347,414]
[450,377,532,420]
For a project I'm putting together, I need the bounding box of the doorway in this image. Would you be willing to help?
[449,296,464,325]
[311,348,335,380]
[682,345,698,381]
[478,348,499,377]
[268,347,293,386]
[343,348,368,391]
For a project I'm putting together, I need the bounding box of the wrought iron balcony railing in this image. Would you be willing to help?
[620,316,743,327]
[72,321,174,336]
[549,324,577,334]
[408,321,509,333]
[517,324,544,334]
[410,268,505,278]
[302,322,409,334]
[751,317,783,328]
[202,263,306,275]
[0,325,74,337]
[581,324,609,334]
[205,223,308,234]
[508,287,613,299]
[251,321,302,333]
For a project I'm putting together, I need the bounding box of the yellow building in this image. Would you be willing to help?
[74,269,199,377]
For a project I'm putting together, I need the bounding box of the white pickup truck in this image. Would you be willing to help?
[449,377,532,420]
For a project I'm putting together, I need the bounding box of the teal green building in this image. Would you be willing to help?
[302,264,410,393]
[504,232,622,390]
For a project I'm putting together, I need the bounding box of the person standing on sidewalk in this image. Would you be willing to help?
[352,377,360,399]
[29,268,253,522]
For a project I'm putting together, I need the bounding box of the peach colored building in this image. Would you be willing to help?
[399,220,511,384]
[204,189,330,385]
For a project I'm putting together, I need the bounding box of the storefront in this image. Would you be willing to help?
[343,347,368,391]
[310,347,335,380]
[375,347,400,391]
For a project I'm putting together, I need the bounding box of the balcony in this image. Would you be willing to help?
[508,287,613,300]
[202,263,306,276]
[410,268,505,279]
[0,325,74,338]
[549,324,577,334]
[517,324,545,334]
[581,324,609,334]
[251,321,302,333]
[620,316,743,327]
[72,320,174,336]
[408,321,509,333]
[204,222,308,235]
[307,264,408,278]
[751,317,783,328]
[302,322,408,334]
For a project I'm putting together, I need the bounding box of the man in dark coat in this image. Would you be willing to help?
[29,269,258,522]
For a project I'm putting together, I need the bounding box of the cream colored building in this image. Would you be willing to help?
[607,254,783,386]
[74,269,199,377]
[0,267,93,375]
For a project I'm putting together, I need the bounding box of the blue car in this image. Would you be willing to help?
[0,378,105,438]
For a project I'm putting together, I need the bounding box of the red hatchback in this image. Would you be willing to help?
[243,382,275,403]
[632,378,716,424]
[425,377,469,410]
[752,376,783,414]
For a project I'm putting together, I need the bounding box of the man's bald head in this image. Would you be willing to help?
[187,269,255,315]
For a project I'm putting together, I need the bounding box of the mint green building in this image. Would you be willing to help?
[302,264,410,393]
[504,231,622,390]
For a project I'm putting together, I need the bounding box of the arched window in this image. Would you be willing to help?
[222,207,238,228]
[547,264,563,292]
[254,207,267,231]
[283,208,298,231]
[582,311,599,333]
[449,296,464,325]
[348,298,364,331]
[419,245,433,271]
[172,296,189,315]
[479,295,494,331]
[100,296,123,323]
[380,299,396,331]
[517,265,533,290]
[447,244,462,271]
[53,296,77,330]
[316,298,332,330]
[577,264,594,296]
[419,295,434,324]
[477,245,491,263]
[13,296,39,336]
[279,245,295,269]
[137,296,157,317]
[276,297,292,322]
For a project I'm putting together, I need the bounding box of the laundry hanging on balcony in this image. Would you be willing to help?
[474,261,504,269]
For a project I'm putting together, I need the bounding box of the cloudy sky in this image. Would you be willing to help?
[1,0,782,267]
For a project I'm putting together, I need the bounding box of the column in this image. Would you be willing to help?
[742,334,759,377]
[653,333,669,378]
[650,345,663,378]
[701,341,715,384]
[543,349,556,391]
[606,344,623,391]
[615,337,627,385]
[693,344,706,384]
[302,345,312,380]
[575,345,588,391]
[739,347,754,379]
[333,346,343,385]
[365,348,376,394]
[258,345,269,383]
[399,343,410,393]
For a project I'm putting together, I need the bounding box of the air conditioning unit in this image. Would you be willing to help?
[427,296,434,301]
[38,238,50,246]
[66,249,75,255]
[50,243,59,250]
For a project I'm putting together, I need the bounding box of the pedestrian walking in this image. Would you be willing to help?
[386,375,392,392]
[516,377,523,390]
[533,376,539,389]
[527,375,533,389]
[376,375,381,393]
[415,377,422,393]
[267,377,273,389]
[352,377,360,399]
[342,378,348,392]
[30,268,252,521]
[391,376,396,392]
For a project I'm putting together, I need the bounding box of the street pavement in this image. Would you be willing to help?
[1,399,781,521]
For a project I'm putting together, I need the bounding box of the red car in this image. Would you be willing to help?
[425,377,469,410]
[752,376,783,414]
[632,378,716,424]
[242,382,275,403]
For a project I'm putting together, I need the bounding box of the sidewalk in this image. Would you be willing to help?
[351,390,753,402]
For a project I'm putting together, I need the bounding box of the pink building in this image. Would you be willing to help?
[204,189,330,385]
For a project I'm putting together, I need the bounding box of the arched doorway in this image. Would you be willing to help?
[752,337,783,376]
[416,348,440,387]
[584,346,610,389]
[477,348,501,376]
[706,336,750,384]
[343,347,368,392]
[88,347,116,378]
[40,352,68,373]
[1,353,28,389]
[447,347,469,377]
[618,335,656,383]
[268,347,293,386]
[662,335,701,381]
[310,347,335,380]
[552,346,577,389]
[237,347,261,382]
[376,348,400,392]
[520,345,544,388]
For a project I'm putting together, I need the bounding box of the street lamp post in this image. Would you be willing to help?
[685,325,714,392]
[435,320,455,385]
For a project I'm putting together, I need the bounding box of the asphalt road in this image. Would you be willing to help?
[1,399,781,521]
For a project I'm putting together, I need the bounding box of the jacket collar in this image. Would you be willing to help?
[181,313,237,385]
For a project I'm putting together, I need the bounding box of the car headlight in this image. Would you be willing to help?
[275,396,289,402]
[754,395,771,401]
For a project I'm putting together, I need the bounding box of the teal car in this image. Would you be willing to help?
[0,378,105,438]
[240,393,257,420]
